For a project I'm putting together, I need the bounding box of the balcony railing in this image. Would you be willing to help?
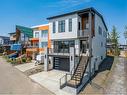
[27,45,39,48]
[78,29,89,37]
[48,48,70,56]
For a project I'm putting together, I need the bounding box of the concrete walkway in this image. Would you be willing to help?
[29,70,73,95]
[15,62,36,72]
[0,56,54,95]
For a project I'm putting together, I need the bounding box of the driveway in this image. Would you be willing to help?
[80,56,127,95]
[105,57,127,95]
[0,56,54,95]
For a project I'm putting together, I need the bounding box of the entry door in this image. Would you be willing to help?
[80,40,88,53]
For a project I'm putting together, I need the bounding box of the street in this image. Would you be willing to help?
[0,56,54,95]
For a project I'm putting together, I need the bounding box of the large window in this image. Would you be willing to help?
[35,32,39,38]
[58,20,65,32]
[54,40,74,53]
[69,19,72,32]
[53,22,56,33]
[41,30,48,38]
[41,42,47,48]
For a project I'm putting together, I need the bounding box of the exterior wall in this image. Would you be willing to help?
[49,14,78,40]
[32,24,50,54]
[91,14,107,72]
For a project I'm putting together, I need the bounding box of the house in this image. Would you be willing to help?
[26,24,51,59]
[0,36,10,53]
[9,25,33,56]
[43,7,107,94]
[0,36,10,46]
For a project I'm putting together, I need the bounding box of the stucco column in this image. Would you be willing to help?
[44,47,49,71]
[69,47,75,73]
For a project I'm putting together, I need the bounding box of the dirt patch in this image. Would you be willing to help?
[79,56,115,95]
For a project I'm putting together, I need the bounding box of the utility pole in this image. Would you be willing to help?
[88,10,92,84]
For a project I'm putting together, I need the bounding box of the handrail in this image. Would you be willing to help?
[80,56,90,84]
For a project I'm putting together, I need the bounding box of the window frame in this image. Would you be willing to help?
[58,20,65,33]
[53,22,56,33]
[69,18,72,32]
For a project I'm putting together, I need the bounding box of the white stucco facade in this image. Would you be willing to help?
[49,14,78,40]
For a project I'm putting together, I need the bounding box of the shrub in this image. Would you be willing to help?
[22,57,26,63]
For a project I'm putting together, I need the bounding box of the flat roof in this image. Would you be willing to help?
[47,7,108,31]
[31,24,49,28]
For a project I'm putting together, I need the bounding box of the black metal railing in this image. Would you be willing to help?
[59,49,83,89]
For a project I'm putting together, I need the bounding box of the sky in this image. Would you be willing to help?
[0,0,127,44]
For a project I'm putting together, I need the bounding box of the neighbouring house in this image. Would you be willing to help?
[26,24,51,59]
[8,32,17,44]
[0,36,10,53]
[43,7,107,94]
[0,36,10,46]
[8,25,33,57]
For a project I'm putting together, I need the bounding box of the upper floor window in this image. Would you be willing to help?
[69,19,72,32]
[98,26,102,35]
[53,22,56,33]
[41,30,48,38]
[58,20,65,33]
[35,32,39,38]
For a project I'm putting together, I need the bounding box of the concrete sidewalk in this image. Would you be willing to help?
[15,62,36,72]
[29,70,73,95]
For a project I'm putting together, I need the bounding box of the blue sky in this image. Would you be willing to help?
[0,0,127,44]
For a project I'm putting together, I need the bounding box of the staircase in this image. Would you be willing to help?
[67,56,89,88]
[54,57,59,70]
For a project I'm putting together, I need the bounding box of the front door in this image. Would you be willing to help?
[80,40,88,53]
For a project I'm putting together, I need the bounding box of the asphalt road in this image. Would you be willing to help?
[0,56,54,95]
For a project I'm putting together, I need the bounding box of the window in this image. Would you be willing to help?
[54,40,74,53]
[101,56,103,60]
[53,22,56,33]
[103,31,107,37]
[101,42,103,47]
[41,42,47,48]
[78,22,80,30]
[58,20,65,32]
[98,26,102,35]
[35,32,39,38]
[41,30,48,38]
[69,19,72,32]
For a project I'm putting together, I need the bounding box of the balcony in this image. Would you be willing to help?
[77,29,89,38]
[48,48,70,57]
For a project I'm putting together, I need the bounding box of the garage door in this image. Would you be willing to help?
[53,57,70,72]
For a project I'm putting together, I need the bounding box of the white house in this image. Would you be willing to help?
[44,7,107,94]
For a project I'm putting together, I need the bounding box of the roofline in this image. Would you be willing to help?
[0,36,9,38]
[8,32,16,34]
[31,24,49,28]
[47,7,108,31]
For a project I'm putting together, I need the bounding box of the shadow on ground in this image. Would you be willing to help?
[80,56,114,93]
